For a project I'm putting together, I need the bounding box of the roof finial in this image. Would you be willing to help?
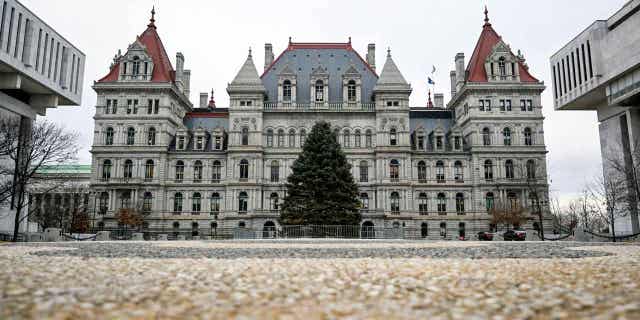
[348,36,352,44]
[148,6,156,28]
[387,47,391,58]
[289,36,292,44]
[208,89,216,108]
[248,47,252,57]
[428,90,433,108]
[484,5,491,26]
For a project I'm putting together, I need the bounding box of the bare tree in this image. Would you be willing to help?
[603,138,640,232]
[0,118,79,241]
[588,174,627,241]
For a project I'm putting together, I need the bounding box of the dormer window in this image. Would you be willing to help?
[196,136,204,150]
[132,56,141,75]
[315,80,324,102]
[283,80,292,102]
[498,57,506,78]
[347,80,356,102]
[436,136,443,150]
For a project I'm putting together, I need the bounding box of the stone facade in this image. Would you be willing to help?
[90,10,552,239]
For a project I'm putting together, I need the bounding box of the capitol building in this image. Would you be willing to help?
[90,9,551,239]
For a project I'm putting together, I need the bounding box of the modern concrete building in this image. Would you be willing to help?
[551,0,640,234]
[0,0,85,234]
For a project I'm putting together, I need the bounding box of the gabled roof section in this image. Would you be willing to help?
[373,49,411,91]
[465,8,539,83]
[227,49,266,92]
[97,8,175,83]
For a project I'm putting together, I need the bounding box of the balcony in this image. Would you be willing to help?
[263,102,375,112]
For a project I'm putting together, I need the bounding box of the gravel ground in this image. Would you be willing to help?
[1,240,640,319]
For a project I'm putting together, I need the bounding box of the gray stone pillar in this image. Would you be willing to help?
[44,228,61,242]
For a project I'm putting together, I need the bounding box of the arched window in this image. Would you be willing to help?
[421,222,428,238]
[277,129,285,147]
[390,128,397,146]
[440,222,447,238]
[343,130,351,147]
[263,221,276,238]
[173,193,183,213]
[142,192,152,213]
[102,160,112,180]
[485,192,495,211]
[524,127,533,146]
[212,160,222,182]
[360,193,369,210]
[239,159,249,180]
[283,80,292,101]
[418,193,428,215]
[361,221,375,238]
[437,193,446,214]
[238,192,248,213]
[210,193,221,214]
[105,127,114,145]
[144,160,154,180]
[526,159,536,179]
[315,80,324,102]
[354,130,361,148]
[300,129,306,146]
[147,127,156,145]
[484,160,493,180]
[459,222,466,238]
[347,80,357,102]
[498,56,506,77]
[503,127,512,146]
[266,129,274,147]
[192,192,201,213]
[508,191,518,210]
[482,127,491,146]
[288,129,296,147]
[505,160,515,179]
[127,127,135,145]
[123,159,133,179]
[175,160,184,182]
[417,161,427,183]
[270,192,279,211]
[132,56,140,75]
[390,159,400,181]
[241,127,249,146]
[435,161,445,182]
[365,129,373,148]
[390,192,400,213]
[454,161,464,182]
[456,193,465,214]
[270,160,280,182]
[193,160,203,182]
[99,192,109,214]
[359,160,368,182]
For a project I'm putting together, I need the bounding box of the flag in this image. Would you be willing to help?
[432,65,436,74]
[428,77,435,85]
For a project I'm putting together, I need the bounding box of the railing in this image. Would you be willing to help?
[264,102,375,112]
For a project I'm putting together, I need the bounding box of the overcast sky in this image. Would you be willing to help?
[21,0,627,205]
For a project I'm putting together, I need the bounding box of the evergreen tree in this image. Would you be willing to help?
[280,121,361,225]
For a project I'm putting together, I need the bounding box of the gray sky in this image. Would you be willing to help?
[21,0,627,205]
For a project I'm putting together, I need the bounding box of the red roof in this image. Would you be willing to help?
[466,17,538,83]
[97,15,175,83]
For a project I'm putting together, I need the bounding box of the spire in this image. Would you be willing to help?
[374,48,411,92]
[248,47,252,57]
[483,5,491,26]
[427,90,433,108]
[228,48,266,92]
[208,89,216,108]
[387,47,391,58]
[148,6,156,29]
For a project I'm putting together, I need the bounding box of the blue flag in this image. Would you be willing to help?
[428,77,435,85]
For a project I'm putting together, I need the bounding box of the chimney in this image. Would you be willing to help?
[264,43,274,71]
[450,70,457,96]
[199,92,208,109]
[434,93,444,109]
[176,52,185,90]
[366,43,376,71]
[455,53,465,92]
[183,70,191,98]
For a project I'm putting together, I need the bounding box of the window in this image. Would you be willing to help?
[390,159,400,181]
[417,133,425,150]
[386,101,400,107]
[142,192,152,213]
[105,127,114,145]
[266,129,274,147]
[192,193,201,214]
[102,160,112,180]
[454,161,463,182]
[354,130,361,148]
[132,56,140,75]
[315,80,324,102]
[99,192,109,214]
[417,161,427,183]
[500,99,506,111]
[459,222,466,238]
[238,192,248,213]
[214,136,222,150]
[277,129,285,147]
[173,193,183,213]
[454,136,461,150]
[239,100,253,106]
[360,193,369,210]
[437,193,446,214]
[440,222,447,237]
[484,160,493,180]
[283,80,292,101]
[482,128,491,146]
[418,193,428,215]
[390,192,400,213]
[526,99,533,111]
[120,191,131,209]
[343,130,350,147]
[212,161,222,182]
[154,99,159,114]
[498,57,506,77]
[365,130,372,148]
[122,159,133,179]
[288,129,296,147]
[436,136,443,150]
[456,193,465,214]
[520,99,526,111]
[177,136,185,150]
[239,159,249,180]
[175,161,184,182]
[390,128,397,146]
[435,161,445,183]
[193,160,203,182]
[479,99,491,111]
[359,161,368,182]
[486,192,495,211]
[127,127,135,145]
[506,100,512,111]
[270,193,279,211]
[347,80,356,102]
[196,136,203,150]
[210,193,221,214]
[503,128,511,146]
[524,128,533,146]
[270,160,280,182]
[526,160,536,179]
[147,99,153,114]
[421,222,429,238]
[106,99,116,114]
[300,129,306,146]
[241,127,249,146]
[144,160,154,181]
[148,127,156,145]
[505,160,515,179]
[508,192,518,210]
